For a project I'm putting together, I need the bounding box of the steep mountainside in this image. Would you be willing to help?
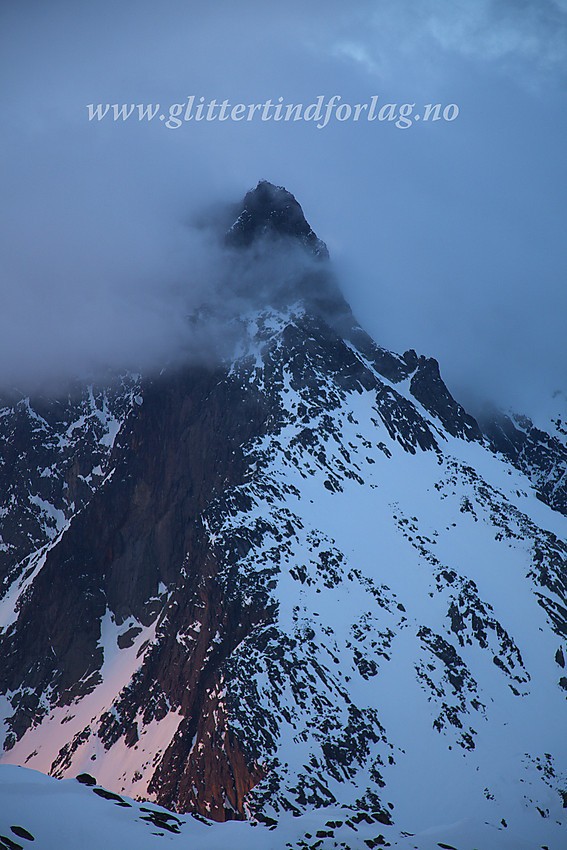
[1,182,566,848]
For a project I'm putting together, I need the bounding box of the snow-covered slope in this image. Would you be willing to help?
[0,762,557,849]
[1,182,566,848]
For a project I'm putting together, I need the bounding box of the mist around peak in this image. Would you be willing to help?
[0,179,347,396]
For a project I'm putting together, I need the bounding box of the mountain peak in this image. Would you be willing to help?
[226,180,329,258]
[2,184,567,847]
[222,181,349,323]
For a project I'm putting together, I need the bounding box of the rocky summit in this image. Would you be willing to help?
[0,182,566,849]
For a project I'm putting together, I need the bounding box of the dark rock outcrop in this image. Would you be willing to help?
[480,406,567,516]
[225,180,328,259]
[410,356,482,441]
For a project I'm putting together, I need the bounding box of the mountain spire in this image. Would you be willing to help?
[222,181,352,327]
[225,180,329,259]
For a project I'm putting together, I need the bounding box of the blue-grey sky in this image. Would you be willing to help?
[1,0,566,413]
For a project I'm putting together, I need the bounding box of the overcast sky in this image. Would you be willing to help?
[1,0,566,413]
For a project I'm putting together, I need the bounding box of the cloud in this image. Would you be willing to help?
[0,127,228,392]
[332,41,381,76]
[1,0,566,417]
[321,0,567,86]
[424,0,567,73]
[0,126,329,393]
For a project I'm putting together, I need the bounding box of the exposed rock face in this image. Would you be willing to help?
[1,183,567,845]
[0,364,276,818]
[226,180,328,259]
[0,379,139,592]
[409,355,482,441]
[480,404,567,516]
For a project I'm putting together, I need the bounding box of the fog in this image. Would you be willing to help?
[1,0,566,413]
